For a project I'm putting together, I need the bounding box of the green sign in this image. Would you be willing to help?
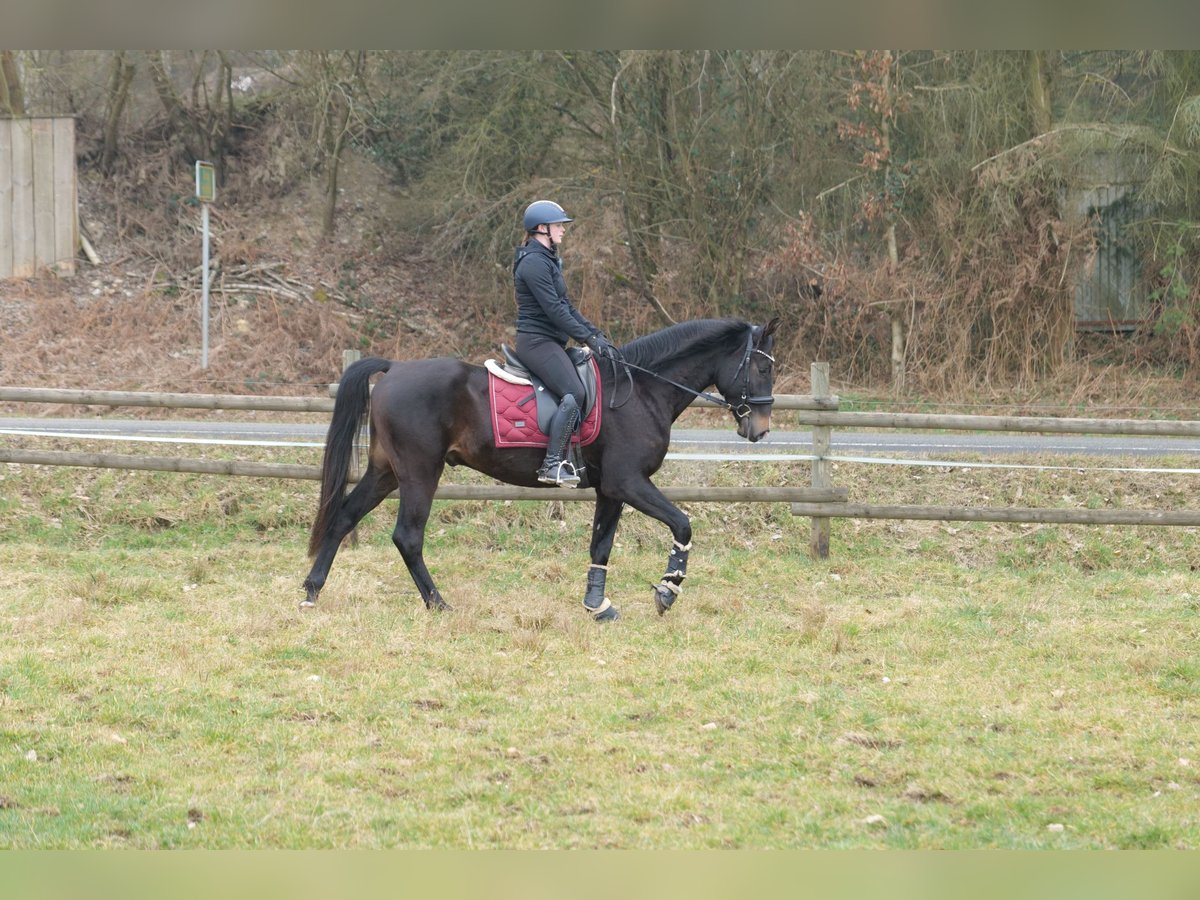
[195,160,216,203]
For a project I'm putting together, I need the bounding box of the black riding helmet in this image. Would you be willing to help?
[523,200,573,234]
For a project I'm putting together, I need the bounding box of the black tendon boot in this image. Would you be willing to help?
[583,563,619,621]
[537,395,581,486]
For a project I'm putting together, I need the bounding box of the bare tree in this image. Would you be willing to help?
[554,51,798,319]
[100,51,136,173]
[822,51,915,393]
[146,50,236,176]
[308,51,368,239]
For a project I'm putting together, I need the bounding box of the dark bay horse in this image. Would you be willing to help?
[303,316,780,621]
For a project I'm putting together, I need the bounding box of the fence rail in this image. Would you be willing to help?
[0,386,336,413]
[0,447,846,504]
[788,502,1200,528]
[0,386,838,413]
[794,409,1200,437]
[6,388,1195,435]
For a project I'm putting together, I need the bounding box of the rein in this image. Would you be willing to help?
[604,329,775,418]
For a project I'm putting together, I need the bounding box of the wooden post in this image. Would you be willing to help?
[0,121,12,278]
[31,119,55,273]
[52,117,78,275]
[807,361,832,559]
[11,120,34,277]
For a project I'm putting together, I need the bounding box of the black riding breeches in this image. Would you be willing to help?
[515,332,586,408]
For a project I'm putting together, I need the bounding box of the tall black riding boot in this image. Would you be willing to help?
[537,395,581,486]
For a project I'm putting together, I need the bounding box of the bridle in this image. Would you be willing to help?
[604,328,775,422]
[724,328,777,419]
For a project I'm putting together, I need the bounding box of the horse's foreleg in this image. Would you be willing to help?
[392,474,449,611]
[606,478,692,616]
[583,492,625,622]
[656,538,691,615]
[302,467,396,608]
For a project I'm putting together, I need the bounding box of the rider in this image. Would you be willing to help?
[513,200,620,486]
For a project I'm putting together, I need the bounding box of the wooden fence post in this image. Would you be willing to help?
[808,361,832,559]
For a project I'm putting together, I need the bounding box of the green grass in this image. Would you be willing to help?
[1,456,1200,847]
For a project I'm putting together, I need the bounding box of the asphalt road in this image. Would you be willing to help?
[4,417,1200,459]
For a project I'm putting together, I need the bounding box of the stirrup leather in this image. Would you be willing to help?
[537,460,581,486]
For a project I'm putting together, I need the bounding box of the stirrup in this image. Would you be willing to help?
[537,460,581,487]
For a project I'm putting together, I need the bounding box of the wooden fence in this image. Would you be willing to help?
[4,361,1200,559]
[0,383,847,513]
[0,117,77,278]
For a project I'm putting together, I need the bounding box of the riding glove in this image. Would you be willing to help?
[585,332,621,360]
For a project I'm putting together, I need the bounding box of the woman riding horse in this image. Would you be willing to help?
[513,200,620,487]
[302,313,780,623]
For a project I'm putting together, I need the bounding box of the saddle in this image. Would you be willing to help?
[485,345,602,449]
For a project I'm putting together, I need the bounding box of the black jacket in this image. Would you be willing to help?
[513,240,598,344]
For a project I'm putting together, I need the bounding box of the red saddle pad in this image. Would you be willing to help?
[488,360,602,449]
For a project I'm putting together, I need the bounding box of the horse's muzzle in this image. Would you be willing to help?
[737,409,772,443]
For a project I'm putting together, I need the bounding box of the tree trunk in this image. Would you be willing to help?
[880,53,907,395]
[886,222,906,394]
[100,51,136,174]
[0,51,26,117]
[148,51,195,157]
[321,102,350,239]
[1028,50,1053,135]
[146,51,208,162]
[214,51,235,183]
[609,53,673,325]
[147,51,182,121]
[319,51,367,240]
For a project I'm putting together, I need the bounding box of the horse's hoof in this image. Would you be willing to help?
[299,599,316,610]
[584,596,619,622]
[654,586,676,616]
[426,596,451,612]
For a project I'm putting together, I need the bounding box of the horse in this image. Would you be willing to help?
[302,316,780,621]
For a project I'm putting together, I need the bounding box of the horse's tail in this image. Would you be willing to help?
[308,356,393,558]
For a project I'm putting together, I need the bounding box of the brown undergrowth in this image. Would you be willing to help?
[4,130,1200,418]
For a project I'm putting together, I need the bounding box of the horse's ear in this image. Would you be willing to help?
[761,317,781,340]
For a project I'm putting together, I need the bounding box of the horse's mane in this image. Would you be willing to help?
[621,318,749,370]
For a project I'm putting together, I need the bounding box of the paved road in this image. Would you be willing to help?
[672,429,1200,459]
[4,418,1200,459]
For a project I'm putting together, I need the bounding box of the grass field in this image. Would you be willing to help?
[2,450,1199,848]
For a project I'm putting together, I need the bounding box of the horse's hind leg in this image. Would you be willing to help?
[302,465,396,608]
[392,464,449,611]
